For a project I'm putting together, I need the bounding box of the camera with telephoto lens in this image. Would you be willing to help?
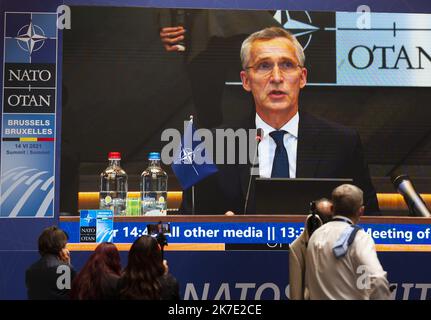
[307,201,323,237]
[146,222,170,257]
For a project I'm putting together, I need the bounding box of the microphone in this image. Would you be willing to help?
[244,128,264,214]
[391,174,431,217]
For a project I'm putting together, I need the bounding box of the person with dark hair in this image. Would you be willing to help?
[71,242,121,300]
[117,235,179,300]
[289,198,334,300]
[25,226,76,300]
[305,184,391,300]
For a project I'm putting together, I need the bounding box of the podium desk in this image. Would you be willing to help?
[60,215,431,300]
[76,191,431,215]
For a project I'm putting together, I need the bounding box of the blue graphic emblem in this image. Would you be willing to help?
[176,147,201,175]
[80,210,97,227]
[5,13,57,63]
[0,166,54,217]
[15,22,47,54]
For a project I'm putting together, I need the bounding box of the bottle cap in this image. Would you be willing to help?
[148,152,160,160]
[108,152,121,159]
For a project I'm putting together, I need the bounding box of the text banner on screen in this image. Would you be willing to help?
[61,221,431,245]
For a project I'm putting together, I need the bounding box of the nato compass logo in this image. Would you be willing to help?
[5,13,57,63]
[80,210,97,242]
[83,212,96,226]
[273,11,337,84]
[273,10,318,50]
[15,22,47,55]
[176,147,200,175]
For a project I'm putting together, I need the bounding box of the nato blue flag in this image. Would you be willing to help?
[172,119,218,190]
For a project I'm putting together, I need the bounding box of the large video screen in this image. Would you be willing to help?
[59,7,431,215]
[1,6,430,216]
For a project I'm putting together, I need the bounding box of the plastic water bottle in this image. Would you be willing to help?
[99,152,128,215]
[141,152,168,215]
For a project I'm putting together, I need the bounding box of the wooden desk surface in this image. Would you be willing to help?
[77,192,431,213]
[60,215,431,224]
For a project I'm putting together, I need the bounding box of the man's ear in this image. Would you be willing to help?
[300,67,307,89]
[240,70,251,92]
[358,205,365,218]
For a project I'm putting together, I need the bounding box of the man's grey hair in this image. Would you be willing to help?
[240,27,305,69]
[331,184,364,217]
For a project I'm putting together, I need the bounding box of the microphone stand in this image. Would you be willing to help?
[192,185,195,215]
[244,129,263,214]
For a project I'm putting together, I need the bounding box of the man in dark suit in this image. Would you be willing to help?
[181,27,379,215]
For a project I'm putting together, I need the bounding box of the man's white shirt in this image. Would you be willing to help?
[305,216,391,300]
[255,112,298,178]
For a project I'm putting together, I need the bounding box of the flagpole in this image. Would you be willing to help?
[189,115,195,215]
[192,185,195,215]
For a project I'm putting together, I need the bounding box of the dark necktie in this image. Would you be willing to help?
[270,130,290,178]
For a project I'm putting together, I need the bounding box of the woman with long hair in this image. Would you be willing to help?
[118,235,179,300]
[71,242,121,300]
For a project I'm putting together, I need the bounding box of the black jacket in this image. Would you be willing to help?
[181,111,380,215]
[25,254,76,300]
[117,273,180,300]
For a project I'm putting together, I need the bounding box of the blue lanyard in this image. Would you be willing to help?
[332,217,362,247]
[332,217,353,225]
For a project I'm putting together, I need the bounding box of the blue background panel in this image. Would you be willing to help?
[2,250,431,300]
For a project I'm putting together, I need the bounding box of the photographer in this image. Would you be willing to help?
[289,198,334,300]
[117,235,179,300]
[305,184,391,300]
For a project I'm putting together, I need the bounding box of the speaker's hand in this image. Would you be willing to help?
[159,26,186,52]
